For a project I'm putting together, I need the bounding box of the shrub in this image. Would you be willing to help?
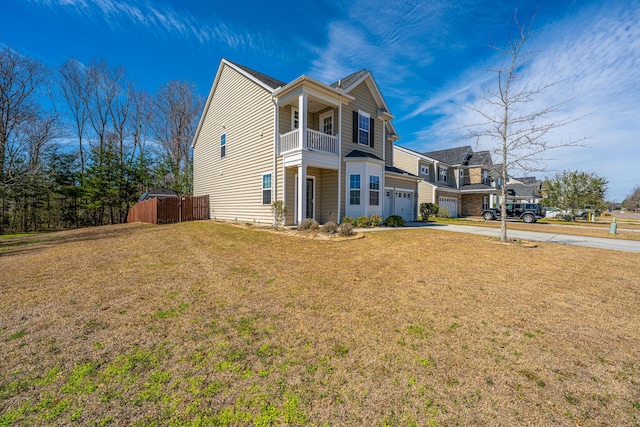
[419,203,439,221]
[341,216,355,225]
[297,218,319,231]
[320,221,338,234]
[369,214,383,227]
[271,200,287,230]
[436,207,450,218]
[356,216,371,228]
[384,215,405,227]
[337,223,354,237]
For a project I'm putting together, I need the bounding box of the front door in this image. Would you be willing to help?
[305,178,314,218]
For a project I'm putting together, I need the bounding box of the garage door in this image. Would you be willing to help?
[395,191,414,221]
[439,197,458,218]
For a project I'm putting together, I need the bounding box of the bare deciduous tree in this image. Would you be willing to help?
[152,80,203,194]
[466,13,585,242]
[59,58,91,175]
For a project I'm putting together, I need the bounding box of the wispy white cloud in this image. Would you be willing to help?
[23,0,284,55]
[403,1,640,200]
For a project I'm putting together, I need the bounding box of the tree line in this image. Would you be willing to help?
[0,46,204,233]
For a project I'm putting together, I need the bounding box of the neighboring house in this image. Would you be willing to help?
[506,177,542,203]
[192,59,419,226]
[393,145,500,217]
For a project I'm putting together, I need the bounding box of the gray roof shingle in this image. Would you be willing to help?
[423,146,472,165]
[331,69,368,89]
[225,59,287,90]
[345,149,382,161]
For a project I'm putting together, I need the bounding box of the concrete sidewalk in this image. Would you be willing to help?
[357,222,640,253]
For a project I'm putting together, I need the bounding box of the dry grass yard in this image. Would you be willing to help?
[1,222,639,426]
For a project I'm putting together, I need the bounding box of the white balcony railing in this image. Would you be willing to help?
[279,129,338,156]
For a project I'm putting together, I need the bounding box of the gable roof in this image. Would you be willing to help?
[422,146,473,166]
[330,69,368,90]
[468,150,492,167]
[225,59,286,91]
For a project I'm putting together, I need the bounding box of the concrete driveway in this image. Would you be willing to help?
[358,222,640,253]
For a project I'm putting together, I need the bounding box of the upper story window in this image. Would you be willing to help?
[291,107,299,130]
[482,170,490,185]
[349,174,361,205]
[320,111,333,135]
[262,173,272,205]
[459,169,464,177]
[420,165,429,176]
[369,175,380,206]
[220,133,226,157]
[352,110,374,147]
[439,166,448,182]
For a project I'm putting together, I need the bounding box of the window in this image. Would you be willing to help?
[482,170,490,185]
[460,169,464,177]
[349,174,361,205]
[320,111,333,135]
[262,173,272,205]
[358,112,370,145]
[291,107,299,130]
[369,175,380,206]
[220,133,226,157]
[439,166,448,182]
[420,165,429,175]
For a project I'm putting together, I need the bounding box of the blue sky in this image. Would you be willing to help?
[2,0,638,201]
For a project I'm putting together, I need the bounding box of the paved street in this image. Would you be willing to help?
[358,222,640,253]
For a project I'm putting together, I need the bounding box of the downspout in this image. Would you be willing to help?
[382,120,386,217]
[271,93,279,223]
[337,101,342,223]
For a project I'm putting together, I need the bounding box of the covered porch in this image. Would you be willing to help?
[283,165,339,226]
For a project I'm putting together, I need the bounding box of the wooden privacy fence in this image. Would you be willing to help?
[127,195,209,224]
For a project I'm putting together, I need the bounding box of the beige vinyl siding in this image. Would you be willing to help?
[193,63,275,224]
[319,169,338,223]
[418,181,435,208]
[385,140,393,167]
[385,175,416,190]
[339,81,385,219]
[281,166,338,225]
[392,148,419,175]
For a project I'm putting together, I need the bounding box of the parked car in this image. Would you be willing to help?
[481,203,546,223]
[545,207,561,219]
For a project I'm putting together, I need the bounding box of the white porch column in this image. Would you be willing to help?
[299,93,308,150]
[337,102,342,223]
[490,193,495,208]
[297,164,307,224]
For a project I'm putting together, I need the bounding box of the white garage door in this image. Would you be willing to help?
[395,191,414,221]
[439,197,458,218]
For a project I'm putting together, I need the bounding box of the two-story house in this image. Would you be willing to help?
[393,145,500,217]
[192,59,419,226]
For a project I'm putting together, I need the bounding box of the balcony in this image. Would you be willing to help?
[279,129,338,156]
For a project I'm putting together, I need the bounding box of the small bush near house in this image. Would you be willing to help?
[436,207,450,218]
[384,215,405,227]
[419,203,439,221]
[320,221,338,234]
[341,216,355,225]
[356,216,371,228]
[369,215,383,227]
[298,218,320,231]
[337,223,354,237]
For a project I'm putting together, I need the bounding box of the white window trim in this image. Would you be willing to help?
[319,110,334,135]
[262,173,272,205]
[420,165,429,176]
[220,133,226,158]
[357,110,370,146]
[439,166,448,182]
[369,175,380,206]
[349,173,361,206]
